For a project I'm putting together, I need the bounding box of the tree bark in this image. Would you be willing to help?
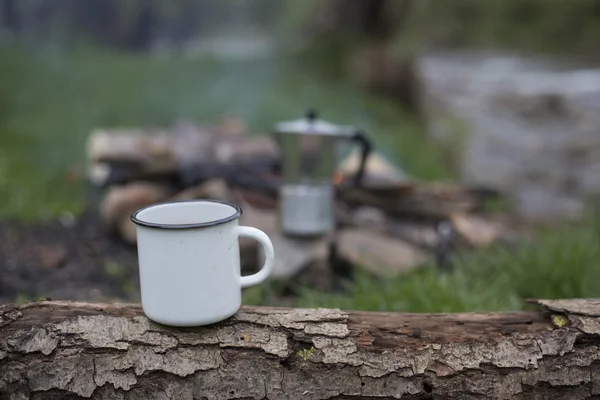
[1,299,600,399]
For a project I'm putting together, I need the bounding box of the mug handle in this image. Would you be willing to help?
[237,226,275,288]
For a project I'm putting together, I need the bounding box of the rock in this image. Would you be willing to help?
[514,185,584,223]
[34,245,67,270]
[417,50,600,222]
[350,206,388,229]
[99,181,175,244]
[387,220,438,249]
[337,228,429,277]
[449,213,508,248]
[577,163,600,196]
[118,216,138,246]
[238,206,331,280]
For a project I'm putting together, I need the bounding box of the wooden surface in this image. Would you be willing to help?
[1,299,600,399]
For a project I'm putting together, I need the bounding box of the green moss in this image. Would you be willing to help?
[551,314,569,328]
[296,346,316,361]
[15,293,33,304]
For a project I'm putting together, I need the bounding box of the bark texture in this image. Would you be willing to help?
[1,299,600,399]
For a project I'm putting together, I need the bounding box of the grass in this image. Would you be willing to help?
[0,43,450,222]
[244,210,600,313]
[1,42,599,313]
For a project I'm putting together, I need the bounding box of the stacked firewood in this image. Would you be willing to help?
[86,119,513,287]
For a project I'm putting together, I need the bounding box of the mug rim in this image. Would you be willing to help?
[130,199,243,230]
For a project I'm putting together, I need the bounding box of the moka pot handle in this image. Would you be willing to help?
[349,129,372,187]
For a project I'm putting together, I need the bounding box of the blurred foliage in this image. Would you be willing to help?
[6,0,600,55]
[0,0,316,51]
[394,0,600,55]
[0,44,451,221]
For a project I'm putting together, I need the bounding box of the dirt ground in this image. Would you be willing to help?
[0,207,331,307]
[0,210,141,305]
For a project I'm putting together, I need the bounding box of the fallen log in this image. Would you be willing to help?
[337,228,429,277]
[86,122,279,188]
[338,182,501,220]
[1,299,599,399]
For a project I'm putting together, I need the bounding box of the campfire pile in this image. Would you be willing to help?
[86,119,513,288]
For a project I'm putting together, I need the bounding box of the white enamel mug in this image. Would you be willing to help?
[130,199,275,327]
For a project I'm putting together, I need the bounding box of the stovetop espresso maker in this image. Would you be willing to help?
[273,109,372,237]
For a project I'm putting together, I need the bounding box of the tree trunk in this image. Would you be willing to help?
[1,299,600,399]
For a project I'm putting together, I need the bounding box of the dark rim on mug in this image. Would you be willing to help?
[130,199,243,230]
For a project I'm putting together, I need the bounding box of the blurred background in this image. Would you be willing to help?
[1,0,600,312]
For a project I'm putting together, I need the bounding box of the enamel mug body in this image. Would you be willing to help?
[131,199,275,327]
